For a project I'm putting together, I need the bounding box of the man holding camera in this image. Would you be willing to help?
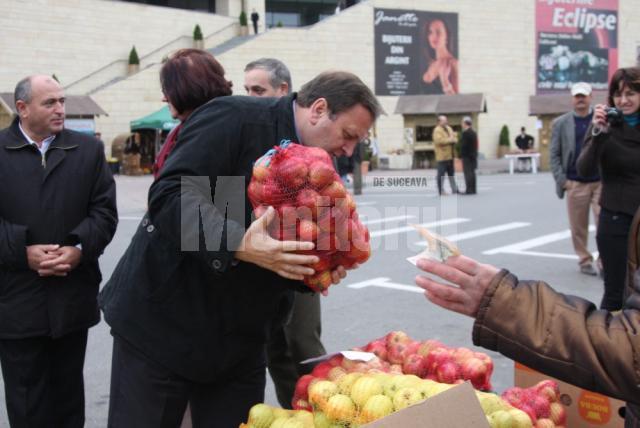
[550,82,602,276]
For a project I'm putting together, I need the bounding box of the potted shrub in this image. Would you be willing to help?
[193,24,204,49]
[239,11,249,36]
[128,46,140,75]
[498,124,510,158]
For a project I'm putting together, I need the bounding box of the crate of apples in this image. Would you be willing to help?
[248,142,371,293]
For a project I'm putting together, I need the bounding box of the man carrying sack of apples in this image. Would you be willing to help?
[99,71,382,428]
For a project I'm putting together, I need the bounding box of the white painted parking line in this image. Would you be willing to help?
[415,222,531,246]
[355,201,378,206]
[347,277,424,293]
[369,218,470,238]
[483,225,596,259]
[361,215,416,226]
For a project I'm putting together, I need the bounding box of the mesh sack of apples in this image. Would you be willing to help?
[241,373,558,428]
[248,142,371,293]
[294,331,494,396]
[356,331,494,391]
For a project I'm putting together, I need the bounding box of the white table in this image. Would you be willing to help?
[504,153,541,174]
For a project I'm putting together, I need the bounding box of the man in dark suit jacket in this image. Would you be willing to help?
[459,116,478,195]
[99,71,382,428]
[0,75,117,427]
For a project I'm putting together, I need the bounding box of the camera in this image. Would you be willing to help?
[605,107,623,126]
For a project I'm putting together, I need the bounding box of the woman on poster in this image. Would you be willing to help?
[422,18,458,95]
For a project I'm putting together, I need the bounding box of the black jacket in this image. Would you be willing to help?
[460,128,477,160]
[0,117,117,338]
[99,95,308,382]
[577,122,640,216]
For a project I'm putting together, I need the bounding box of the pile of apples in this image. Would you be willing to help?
[357,330,494,391]
[242,374,536,428]
[248,142,371,292]
[239,404,314,428]
[498,381,567,427]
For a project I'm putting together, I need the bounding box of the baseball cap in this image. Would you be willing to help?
[571,82,592,96]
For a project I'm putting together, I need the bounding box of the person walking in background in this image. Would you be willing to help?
[153,49,232,179]
[251,9,260,35]
[433,114,459,196]
[514,126,534,172]
[578,67,640,311]
[0,75,117,427]
[459,116,477,195]
[243,58,327,410]
[550,81,602,277]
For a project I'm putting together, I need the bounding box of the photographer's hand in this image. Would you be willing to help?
[592,104,609,134]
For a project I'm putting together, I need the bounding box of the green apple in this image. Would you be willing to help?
[359,394,394,424]
[247,403,275,428]
[392,387,423,411]
[350,376,384,408]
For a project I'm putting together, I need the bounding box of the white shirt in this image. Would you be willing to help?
[18,121,56,155]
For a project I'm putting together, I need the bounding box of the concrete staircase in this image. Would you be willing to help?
[66,22,238,96]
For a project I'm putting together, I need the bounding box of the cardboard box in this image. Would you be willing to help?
[364,382,490,428]
[514,363,626,427]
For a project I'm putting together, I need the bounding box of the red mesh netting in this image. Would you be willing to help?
[248,142,371,292]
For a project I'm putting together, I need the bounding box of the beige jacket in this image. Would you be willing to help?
[433,125,457,162]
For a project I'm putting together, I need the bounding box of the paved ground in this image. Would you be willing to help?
[0,168,605,427]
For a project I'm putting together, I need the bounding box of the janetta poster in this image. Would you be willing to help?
[374,8,459,96]
[536,0,618,94]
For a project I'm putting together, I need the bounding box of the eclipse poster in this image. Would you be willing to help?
[536,0,618,94]
[374,8,459,96]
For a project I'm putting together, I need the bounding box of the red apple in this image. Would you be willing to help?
[277,156,308,190]
[364,340,388,360]
[247,181,264,204]
[417,340,444,357]
[321,180,347,201]
[298,219,319,241]
[308,255,332,273]
[327,354,344,367]
[311,361,333,379]
[316,232,338,253]
[403,354,428,377]
[534,380,560,403]
[385,331,411,346]
[308,161,335,190]
[436,361,460,384]
[294,374,315,401]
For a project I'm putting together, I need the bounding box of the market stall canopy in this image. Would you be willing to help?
[0,93,107,117]
[130,106,179,131]
[394,93,486,115]
[529,91,608,115]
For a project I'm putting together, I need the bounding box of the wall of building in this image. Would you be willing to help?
[0,0,234,91]
[217,0,640,160]
[3,0,639,161]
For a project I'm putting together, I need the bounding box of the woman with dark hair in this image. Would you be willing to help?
[152,48,232,178]
[578,66,640,311]
[422,18,458,95]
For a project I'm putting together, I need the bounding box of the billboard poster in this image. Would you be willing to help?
[536,0,618,94]
[374,8,458,96]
